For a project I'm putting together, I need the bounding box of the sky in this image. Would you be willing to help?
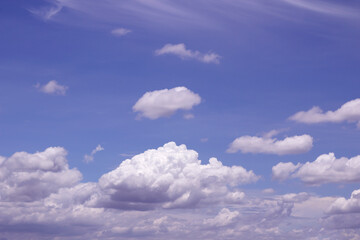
[0,0,360,239]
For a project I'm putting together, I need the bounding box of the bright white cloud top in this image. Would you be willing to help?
[36,80,68,95]
[84,144,104,163]
[289,98,360,127]
[155,43,220,64]
[133,86,201,119]
[227,134,313,155]
[96,142,258,209]
[273,153,360,185]
[111,28,131,36]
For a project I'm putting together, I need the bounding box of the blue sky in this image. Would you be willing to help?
[1,0,360,239]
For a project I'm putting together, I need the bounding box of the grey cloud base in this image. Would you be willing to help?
[0,143,359,239]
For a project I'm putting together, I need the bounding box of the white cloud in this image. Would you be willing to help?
[94,142,259,209]
[155,43,220,64]
[272,162,301,181]
[133,86,201,119]
[84,144,104,163]
[203,208,239,227]
[111,28,131,36]
[0,147,82,202]
[289,98,360,127]
[0,144,356,239]
[36,80,68,95]
[227,134,313,155]
[272,153,360,185]
[327,189,360,214]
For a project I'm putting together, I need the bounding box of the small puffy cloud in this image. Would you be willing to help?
[227,134,313,155]
[36,80,68,95]
[94,142,259,209]
[203,208,240,227]
[0,147,82,202]
[84,144,104,163]
[272,153,360,185]
[133,86,201,119]
[272,162,301,181]
[155,43,220,64]
[111,28,131,36]
[289,98,360,127]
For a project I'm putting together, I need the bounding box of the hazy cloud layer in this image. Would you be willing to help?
[36,80,68,95]
[133,87,201,119]
[227,134,313,155]
[155,43,220,64]
[290,98,360,127]
[272,153,360,185]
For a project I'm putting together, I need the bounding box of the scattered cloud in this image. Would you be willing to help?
[272,153,360,185]
[84,144,104,163]
[227,133,313,155]
[289,98,360,128]
[155,43,220,64]
[36,80,68,95]
[111,28,131,36]
[0,145,354,239]
[133,86,201,119]
[201,138,209,143]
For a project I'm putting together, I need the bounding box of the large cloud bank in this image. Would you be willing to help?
[0,143,358,240]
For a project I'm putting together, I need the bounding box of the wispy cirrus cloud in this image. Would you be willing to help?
[155,43,221,64]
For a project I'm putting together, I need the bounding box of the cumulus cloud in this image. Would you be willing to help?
[155,43,220,64]
[272,153,360,185]
[133,86,201,119]
[0,144,355,239]
[94,142,259,209]
[289,98,360,128]
[227,134,313,155]
[272,162,301,181]
[327,189,360,214]
[36,80,68,95]
[111,28,131,36]
[84,144,104,163]
[203,208,239,227]
[0,147,81,202]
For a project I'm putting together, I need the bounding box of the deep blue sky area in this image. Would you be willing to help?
[0,1,360,239]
